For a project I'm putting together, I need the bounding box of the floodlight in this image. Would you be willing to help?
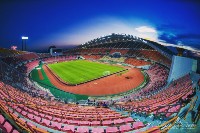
[22,36,28,39]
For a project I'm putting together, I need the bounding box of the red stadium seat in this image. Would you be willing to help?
[102,120,113,126]
[119,124,132,132]
[132,121,145,129]
[0,114,5,125]
[3,121,13,133]
[76,126,89,133]
[123,117,134,123]
[106,126,119,133]
[51,121,62,130]
[62,125,75,132]
[92,127,104,133]
[91,121,101,126]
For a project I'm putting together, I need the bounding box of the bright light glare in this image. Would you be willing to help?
[22,36,28,39]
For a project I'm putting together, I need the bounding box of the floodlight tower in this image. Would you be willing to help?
[22,36,28,51]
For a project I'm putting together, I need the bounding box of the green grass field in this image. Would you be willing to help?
[30,64,88,101]
[48,60,125,85]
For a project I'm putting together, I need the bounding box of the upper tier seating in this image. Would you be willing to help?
[127,49,171,66]
[100,56,126,63]
[36,53,51,58]
[2,53,39,66]
[0,48,25,58]
[125,58,151,66]
[82,55,102,60]
[109,49,129,56]
[69,48,111,55]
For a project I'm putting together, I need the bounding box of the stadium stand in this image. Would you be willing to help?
[100,56,126,63]
[82,55,102,60]
[124,58,151,66]
[0,48,25,58]
[0,33,199,133]
[114,74,194,118]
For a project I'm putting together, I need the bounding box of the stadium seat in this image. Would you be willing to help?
[106,126,119,133]
[44,115,52,120]
[91,120,101,126]
[12,129,20,133]
[62,125,75,132]
[51,121,62,130]
[41,119,51,127]
[123,117,134,123]
[0,114,5,125]
[3,121,13,133]
[21,111,27,116]
[68,120,79,125]
[119,124,132,132]
[79,120,90,126]
[76,126,89,133]
[33,115,41,123]
[132,121,145,129]
[113,119,124,124]
[102,120,113,126]
[27,113,34,120]
[52,117,61,122]
[92,127,104,133]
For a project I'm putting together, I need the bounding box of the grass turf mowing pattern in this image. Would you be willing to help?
[30,64,88,100]
[48,60,125,85]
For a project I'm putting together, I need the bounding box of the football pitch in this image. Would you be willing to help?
[48,60,125,85]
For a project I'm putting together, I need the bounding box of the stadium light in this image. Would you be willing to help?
[21,36,28,51]
[22,36,28,40]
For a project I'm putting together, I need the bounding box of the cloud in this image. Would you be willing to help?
[158,32,200,50]
[135,26,156,33]
[159,41,199,52]
[158,33,177,44]
[156,23,200,51]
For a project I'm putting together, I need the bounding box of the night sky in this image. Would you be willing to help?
[0,0,200,52]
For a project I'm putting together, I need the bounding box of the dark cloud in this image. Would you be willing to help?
[158,32,200,50]
[158,33,178,44]
[157,24,200,50]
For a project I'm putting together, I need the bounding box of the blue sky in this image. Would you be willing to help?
[0,0,200,52]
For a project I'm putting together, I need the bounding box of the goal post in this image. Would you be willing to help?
[103,71,110,76]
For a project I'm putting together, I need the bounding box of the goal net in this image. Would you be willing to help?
[103,71,110,76]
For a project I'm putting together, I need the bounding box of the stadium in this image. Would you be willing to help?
[0,33,200,133]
